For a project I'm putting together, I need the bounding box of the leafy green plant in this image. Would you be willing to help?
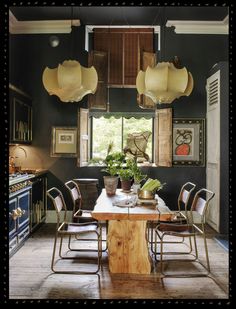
[126,158,147,184]
[102,152,126,176]
[141,178,166,192]
[118,168,133,181]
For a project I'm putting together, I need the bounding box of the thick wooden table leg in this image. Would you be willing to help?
[107,220,151,274]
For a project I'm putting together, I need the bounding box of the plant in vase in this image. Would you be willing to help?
[102,151,126,196]
[118,167,134,192]
[128,158,147,193]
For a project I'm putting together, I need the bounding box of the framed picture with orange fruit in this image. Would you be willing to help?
[172,118,205,166]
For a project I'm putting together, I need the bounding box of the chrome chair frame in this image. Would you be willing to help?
[155,188,215,278]
[149,182,196,254]
[47,187,102,274]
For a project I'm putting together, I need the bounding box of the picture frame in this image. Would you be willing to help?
[51,127,77,157]
[172,118,205,166]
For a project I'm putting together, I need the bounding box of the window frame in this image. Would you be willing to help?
[89,112,155,163]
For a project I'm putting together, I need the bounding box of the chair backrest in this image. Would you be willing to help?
[47,187,67,224]
[64,180,82,214]
[190,188,215,226]
[177,182,196,213]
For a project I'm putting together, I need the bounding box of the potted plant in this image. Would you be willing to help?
[102,151,125,196]
[128,158,147,193]
[118,167,134,192]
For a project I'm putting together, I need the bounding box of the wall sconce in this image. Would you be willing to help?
[42,60,98,102]
[136,61,193,104]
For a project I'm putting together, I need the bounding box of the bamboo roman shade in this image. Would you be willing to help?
[93,28,154,87]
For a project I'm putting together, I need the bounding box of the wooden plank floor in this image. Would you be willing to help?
[9,223,229,299]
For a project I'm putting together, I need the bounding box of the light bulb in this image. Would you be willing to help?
[49,36,60,48]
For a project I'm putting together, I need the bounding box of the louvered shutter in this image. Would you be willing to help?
[94,28,153,87]
[88,50,108,110]
[206,70,220,231]
[137,51,156,109]
[154,108,172,167]
[77,108,90,167]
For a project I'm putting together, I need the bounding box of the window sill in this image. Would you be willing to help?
[87,162,156,168]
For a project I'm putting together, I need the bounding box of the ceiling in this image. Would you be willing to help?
[10,7,228,25]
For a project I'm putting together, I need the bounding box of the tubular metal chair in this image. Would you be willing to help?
[65,180,108,251]
[155,188,215,278]
[47,187,102,274]
[65,180,94,223]
[149,182,196,253]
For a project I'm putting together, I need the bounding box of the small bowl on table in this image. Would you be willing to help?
[138,190,155,200]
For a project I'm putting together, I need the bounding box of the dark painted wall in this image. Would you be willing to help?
[9,25,228,211]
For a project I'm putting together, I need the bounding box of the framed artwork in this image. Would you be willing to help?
[172,119,205,166]
[51,127,77,157]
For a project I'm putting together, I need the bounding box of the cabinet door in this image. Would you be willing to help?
[9,198,18,238]
[9,84,32,144]
[18,191,30,229]
[31,177,47,230]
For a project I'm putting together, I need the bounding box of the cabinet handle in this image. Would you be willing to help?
[9,207,25,220]
[16,207,25,217]
[9,210,19,220]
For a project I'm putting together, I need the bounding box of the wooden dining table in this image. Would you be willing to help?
[92,189,174,274]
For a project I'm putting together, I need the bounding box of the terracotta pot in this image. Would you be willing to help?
[120,179,132,192]
[103,176,118,196]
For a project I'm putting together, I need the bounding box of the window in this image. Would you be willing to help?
[77,108,172,168]
[91,116,153,162]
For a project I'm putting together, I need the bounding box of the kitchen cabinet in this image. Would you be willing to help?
[9,83,32,144]
[31,173,47,232]
[9,185,31,256]
[9,172,48,256]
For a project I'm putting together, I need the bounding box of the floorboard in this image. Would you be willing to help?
[9,223,229,300]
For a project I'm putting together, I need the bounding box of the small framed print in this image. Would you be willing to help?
[173,119,205,166]
[51,127,77,157]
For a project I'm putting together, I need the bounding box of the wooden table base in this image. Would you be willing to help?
[107,220,152,274]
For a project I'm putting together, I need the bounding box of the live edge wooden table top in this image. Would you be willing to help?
[92,189,174,275]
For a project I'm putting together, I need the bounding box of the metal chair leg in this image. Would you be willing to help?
[158,233,211,278]
[51,232,58,273]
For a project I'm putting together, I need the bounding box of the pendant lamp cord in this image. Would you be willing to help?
[70,6,74,59]
[151,8,162,62]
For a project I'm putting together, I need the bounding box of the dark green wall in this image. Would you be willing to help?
[9,25,228,210]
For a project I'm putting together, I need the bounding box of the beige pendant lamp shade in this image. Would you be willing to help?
[136,62,193,104]
[42,60,98,102]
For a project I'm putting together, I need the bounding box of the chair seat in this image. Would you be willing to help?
[156,223,196,236]
[81,210,93,217]
[59,222,99,235]
[74,209,97,223]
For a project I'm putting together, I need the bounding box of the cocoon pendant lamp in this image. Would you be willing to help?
[136,62,193,104]
[42,60,98,102]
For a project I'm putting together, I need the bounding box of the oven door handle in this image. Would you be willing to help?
[9,207,25,220]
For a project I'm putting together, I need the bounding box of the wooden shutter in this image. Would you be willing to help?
[124,32,139,85]
[88,50,108,110]
[77,108,90,167]
[94,28,154,87]
[137,51,156,109]
[154,108,172,167]
[206,70,220,231]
